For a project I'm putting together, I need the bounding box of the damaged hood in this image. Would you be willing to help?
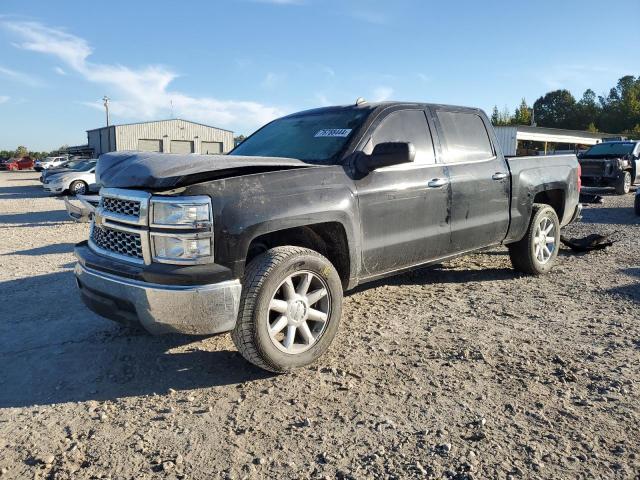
[96,151,315,189]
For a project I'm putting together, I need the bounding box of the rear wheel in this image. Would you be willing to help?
[508,204,560,275]
[69,180,88,196]
[232,246,343,373]
[614,171,631,195]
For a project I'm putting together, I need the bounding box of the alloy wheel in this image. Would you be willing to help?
[534,216,555,264]
[267,271,331,354]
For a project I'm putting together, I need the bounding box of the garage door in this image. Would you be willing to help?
[201,141,223,155]
[138,139,163,152]
[170,140,194,154]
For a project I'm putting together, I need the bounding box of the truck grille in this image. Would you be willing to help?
[102,197,141,218]
[580,164,606,176]
[91,224,143,260]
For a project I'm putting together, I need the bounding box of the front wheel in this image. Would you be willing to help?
[69,180,88,196]
[232,246,343,373]
[508,204,561,275]
[614,171,631,195]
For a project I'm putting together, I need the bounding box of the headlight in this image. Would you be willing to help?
[151,234,212,263]
[151,196,211,228]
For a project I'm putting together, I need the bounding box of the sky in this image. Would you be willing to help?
[0,0,638,151]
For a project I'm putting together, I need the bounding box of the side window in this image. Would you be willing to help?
[436,111,494,163]
[366,110,436,165]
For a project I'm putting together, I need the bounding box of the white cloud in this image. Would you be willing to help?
[314,93,332,106]
[0,65,42,87]
[54,66,66,75]
[261,72,284,89]
[372,86,394,101]
[417,73,431,82]
[321,66,335,77]
[536,64,626,92]
[0,95,9,104]
[1,20,285,131]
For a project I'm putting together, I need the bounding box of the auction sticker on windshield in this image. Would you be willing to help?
[314,129,352,138]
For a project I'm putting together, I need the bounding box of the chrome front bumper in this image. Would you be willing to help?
[75,263,241,335]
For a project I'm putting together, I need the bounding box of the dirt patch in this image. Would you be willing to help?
[0,172,638,479]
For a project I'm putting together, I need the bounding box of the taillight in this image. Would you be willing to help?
[577,162,582,192]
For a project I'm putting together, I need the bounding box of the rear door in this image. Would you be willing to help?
[355,108,451,276]
[430,108,510,252]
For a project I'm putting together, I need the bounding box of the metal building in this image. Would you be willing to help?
[86,119,234,157]
[494,125,609,157]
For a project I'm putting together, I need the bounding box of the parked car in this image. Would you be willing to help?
[34,155,69,172]
[578,141,640,194]
[0,156,35,171]
[43,160,97,195]
[72,101,581,372]
[39,159,97,183]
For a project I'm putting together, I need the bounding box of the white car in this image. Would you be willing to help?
[35,155,69,171]
[43,161,98,195]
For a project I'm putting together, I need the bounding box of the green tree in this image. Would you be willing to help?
[491,106,500,125]
[15,146,28,157]
[533,90,578,129]
[512,98,531,125]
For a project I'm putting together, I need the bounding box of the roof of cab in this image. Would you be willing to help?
[284,101,485,119]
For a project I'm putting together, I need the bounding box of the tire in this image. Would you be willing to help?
[232,246,343,373]
[635,195,640,216]
[508,204,561,275]
[614,171,631,195]
[69,180,88,196]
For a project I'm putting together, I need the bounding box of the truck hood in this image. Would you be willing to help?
[96,151,315,189]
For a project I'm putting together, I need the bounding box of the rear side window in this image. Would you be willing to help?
[436,111,494,163]
[366,110,436,165]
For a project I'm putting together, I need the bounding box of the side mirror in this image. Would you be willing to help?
[356,142,415,173]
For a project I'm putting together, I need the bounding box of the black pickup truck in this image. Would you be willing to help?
[73,101,581,372]
[578,140,640,194]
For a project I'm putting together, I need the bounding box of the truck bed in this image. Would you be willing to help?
[505,154,580,242]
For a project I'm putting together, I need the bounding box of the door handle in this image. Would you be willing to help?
[427,178,449,188]
[492,172,508,180]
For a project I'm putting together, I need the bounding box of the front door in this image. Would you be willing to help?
[431,108,510,252]
[356,109,451,276]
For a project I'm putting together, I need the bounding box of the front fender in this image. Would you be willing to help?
[185,167,361,284]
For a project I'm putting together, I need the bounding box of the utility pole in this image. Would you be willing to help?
[103,95,110,126]
[530,107,536,127]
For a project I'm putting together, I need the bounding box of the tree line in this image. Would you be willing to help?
[491,75,640,137]
[0,145,68,160]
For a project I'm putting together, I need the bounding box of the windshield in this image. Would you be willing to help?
[230,108,373,163]
[583,142,636,157]
[75,161,96,172]
[62,160,89,169]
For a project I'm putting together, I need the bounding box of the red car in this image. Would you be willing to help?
[1,156,35,171]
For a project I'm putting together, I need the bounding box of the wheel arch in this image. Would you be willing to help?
[244,221,354,290]
[532,189,565,222]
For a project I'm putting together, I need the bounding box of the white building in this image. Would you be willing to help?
[85,119,234,157]
[494,125,610,157]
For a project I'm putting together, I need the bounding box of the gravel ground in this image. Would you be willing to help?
[0,171,639,480]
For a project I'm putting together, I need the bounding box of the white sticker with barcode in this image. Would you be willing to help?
[314,129,352,138]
